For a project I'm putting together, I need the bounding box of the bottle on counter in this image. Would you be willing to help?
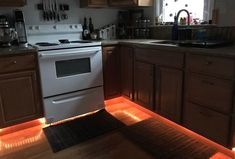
[89,17,94,34]
[82,17,90,40]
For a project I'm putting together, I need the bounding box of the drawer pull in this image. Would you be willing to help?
[13,61,17,64]
[201,80,214,85]
[205,61,213,65]
[199,111,212,118]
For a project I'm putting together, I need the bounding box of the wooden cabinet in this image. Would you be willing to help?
[134,48,184,122]
[186,73,233,114]
[0,0,26,6]
[80,0,108,8]
[184,102,230,146]
[81,0,152,7]
[102,46,121,100]
[0,54,43,128]
[134,61,154,110]
[184,53,235,148]
[120,46,134,100]
[109,0,152,6]
[186,54,235,78]
[156,68,183,123]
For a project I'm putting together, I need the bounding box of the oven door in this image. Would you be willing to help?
[38,46,103,97]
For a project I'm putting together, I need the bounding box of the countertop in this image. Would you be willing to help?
[1,40,235,58]
[101,39,235,58]
[0,44,36,57]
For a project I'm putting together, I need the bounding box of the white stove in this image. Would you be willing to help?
[27,24,105,124]
[27,24,101,51]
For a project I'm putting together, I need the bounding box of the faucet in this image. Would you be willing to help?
[172,9,190,40]
[176,9,190,26]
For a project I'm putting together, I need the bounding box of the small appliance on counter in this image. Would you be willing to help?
[0,15,18,47]
[98,24,116,40]
[14,9,28,45]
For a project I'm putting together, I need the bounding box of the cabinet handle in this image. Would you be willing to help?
[199,111,212,118]
[13,61,17,64]
[201,80,214,86]
[205,61,213,65]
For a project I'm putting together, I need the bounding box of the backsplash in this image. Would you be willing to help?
[151,26,235,42]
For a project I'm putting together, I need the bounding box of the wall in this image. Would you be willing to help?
[0,0,153,29]
[0,0,120,29]
[215,0,235,26]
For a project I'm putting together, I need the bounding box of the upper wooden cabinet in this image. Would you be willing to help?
[109,0,152,6]
[80,0,152,7]
[0,53,43,129]
[0,0,26,7]
[80,0,108,8]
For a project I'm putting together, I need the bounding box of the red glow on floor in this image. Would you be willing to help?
[0,118,45,136]
[106,97,235,158]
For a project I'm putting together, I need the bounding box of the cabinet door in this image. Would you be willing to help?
[80,0,108,7]
[134,61,154,110]
[102,46,121,100]
[0,0,26,6]
[0,71,42,128]
[156,68,183,123]
[120,46,134,100]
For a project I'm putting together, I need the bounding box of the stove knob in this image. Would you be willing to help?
[70,25,73,29]
[53,25,57,29]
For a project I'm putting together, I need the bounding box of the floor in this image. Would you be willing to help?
[0,97,234,159]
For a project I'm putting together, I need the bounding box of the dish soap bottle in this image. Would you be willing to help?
[172,16,178,40]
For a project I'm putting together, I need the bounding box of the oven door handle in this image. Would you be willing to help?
[39,50,100,59]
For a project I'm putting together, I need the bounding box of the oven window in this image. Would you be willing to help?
[55,58,91,77]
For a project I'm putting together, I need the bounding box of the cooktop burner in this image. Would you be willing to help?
[36,42,59,46]
[58,39,92,44]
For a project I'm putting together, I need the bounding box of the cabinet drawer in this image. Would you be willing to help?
[0,55,35,74]
[186,54,235,77]
[183,102,230,146]
[135,48,184,68]
[186,73,233,114]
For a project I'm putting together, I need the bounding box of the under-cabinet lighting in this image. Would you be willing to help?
[232,147,235,152]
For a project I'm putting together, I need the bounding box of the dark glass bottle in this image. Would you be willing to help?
[82,17,89,40]
[172,16,178,40]
[89,17,94,34]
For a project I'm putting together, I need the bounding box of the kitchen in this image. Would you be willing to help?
[0,0,235,158]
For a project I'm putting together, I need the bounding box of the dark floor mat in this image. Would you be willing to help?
[43,109,125,152]
[120,118,217,159]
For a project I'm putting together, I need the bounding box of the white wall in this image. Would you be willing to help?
[215,0,235,26]
[0,0,120,29]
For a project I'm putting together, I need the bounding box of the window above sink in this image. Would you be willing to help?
[155,0,215,24]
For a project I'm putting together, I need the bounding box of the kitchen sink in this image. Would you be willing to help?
[151,40,178,45]
[151,40,233,48]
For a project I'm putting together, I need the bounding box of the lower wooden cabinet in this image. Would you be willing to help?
[0,0,26,6]
[0,71,42,128]
[102,46,121,100]
[183,102,230,146]
[134,61,154,110]
[156,67,183,123]
[120,46,134,100]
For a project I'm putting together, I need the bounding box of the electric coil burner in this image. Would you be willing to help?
[27,24,104,124]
